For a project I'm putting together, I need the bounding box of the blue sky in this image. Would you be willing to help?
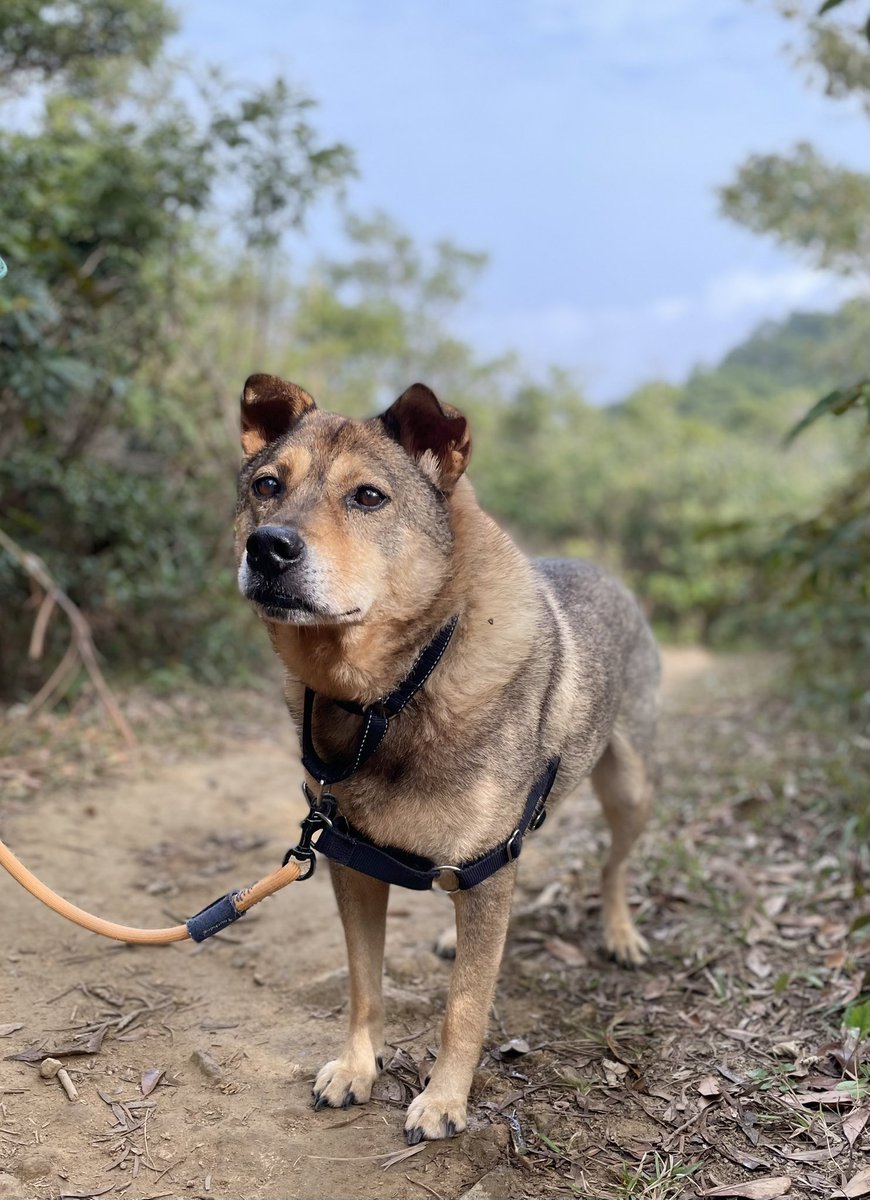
[173,0,867,400]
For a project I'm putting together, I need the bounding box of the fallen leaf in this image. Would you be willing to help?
[833,1167,870,1198]
[842,1105,870,1149]
[770,1147,832,1163]
[60,1188,116,1199]
[0,1024,24,1037]
[544,936,587,966]
[141,1067,164,1096]
[698,1074,721,1097]
[792,1088,860,1107]
[381,1143,428,1170]
[602,1057,629,1086]
[770,1041,801,1059]
[8,1026,107,1063]
[497,1037,531,1059]
[702,1177,791,1198]
[746,948,772,979]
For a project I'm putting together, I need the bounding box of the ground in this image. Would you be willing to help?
[1,650,869,1200]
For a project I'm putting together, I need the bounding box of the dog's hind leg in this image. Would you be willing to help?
[591,726,652,966]
[313,864,389,1110]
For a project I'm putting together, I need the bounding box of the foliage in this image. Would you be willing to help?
[0,0,353,692]
[719,0,870,714]
[0,0,175,83]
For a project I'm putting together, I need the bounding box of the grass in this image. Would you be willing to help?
[615,1153,701,1200]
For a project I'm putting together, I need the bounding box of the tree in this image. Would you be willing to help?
[0,0,354,694]
[718,0,870,711]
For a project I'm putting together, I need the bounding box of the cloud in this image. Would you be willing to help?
[701,266,857,318]
[456,265,865,400]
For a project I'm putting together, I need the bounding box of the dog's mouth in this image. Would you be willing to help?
[246,586,361,623]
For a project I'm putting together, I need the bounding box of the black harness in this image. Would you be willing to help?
[285,617,560,890]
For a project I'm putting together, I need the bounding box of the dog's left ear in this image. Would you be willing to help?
[379,383,471,491]
[240,373,316,457]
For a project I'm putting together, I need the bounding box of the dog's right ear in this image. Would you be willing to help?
[240,374,316,457]
[379,383,471,491]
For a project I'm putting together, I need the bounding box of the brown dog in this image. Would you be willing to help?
[235,373,659,1143]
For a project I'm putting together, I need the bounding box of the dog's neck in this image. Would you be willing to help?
[269,605,458,705]
[267,483,536,706]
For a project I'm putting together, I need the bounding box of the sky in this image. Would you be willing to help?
[172,0,867,401]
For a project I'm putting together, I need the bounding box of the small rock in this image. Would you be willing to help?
[296,967,349,1009]
[458,1168,516,1200]
[383,982,433,1016]
[0,1171,26,1198]
[478,1121,510,1148]
[190,1049,224,1082]
[14,1152,56,1182]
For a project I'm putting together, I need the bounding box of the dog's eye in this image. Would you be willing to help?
[252,475,282,499]
[351,485,388,511]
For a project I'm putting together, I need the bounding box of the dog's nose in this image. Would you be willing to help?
[246,525,305,577]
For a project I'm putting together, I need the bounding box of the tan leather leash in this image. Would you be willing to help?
[0,834,301,945]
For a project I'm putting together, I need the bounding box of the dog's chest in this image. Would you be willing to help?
[292,693,535,863]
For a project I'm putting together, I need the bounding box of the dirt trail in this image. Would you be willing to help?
[0,649,746,1200]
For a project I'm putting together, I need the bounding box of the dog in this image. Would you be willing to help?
[234,373,659,1144]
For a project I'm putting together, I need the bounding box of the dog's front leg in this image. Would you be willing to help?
[405,864,516,1143]
[313,863,388,1109]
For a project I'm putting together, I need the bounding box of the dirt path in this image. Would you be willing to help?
[1,649,868,1200]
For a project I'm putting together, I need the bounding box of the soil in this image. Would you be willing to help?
[1,649,869,1200]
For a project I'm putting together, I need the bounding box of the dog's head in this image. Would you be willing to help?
[235,374,471,626]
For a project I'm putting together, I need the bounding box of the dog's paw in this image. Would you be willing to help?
[603,917,649,967]
[312,1053,382,1111]
[404,1086,467,1143]
[433,925,457,960]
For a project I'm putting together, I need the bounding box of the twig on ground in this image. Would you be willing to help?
[0,526,136,746]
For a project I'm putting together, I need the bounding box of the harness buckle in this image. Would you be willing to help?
[505,828,523,861]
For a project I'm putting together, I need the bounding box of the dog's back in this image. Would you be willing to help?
[534,557,660,778]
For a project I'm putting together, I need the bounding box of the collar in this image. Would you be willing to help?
[301,615,459,786]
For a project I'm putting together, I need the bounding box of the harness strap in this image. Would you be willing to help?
[301,615,458,784]
[308,756,560,891]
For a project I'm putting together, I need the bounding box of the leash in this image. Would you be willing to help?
[0,835,302,944]
[1,613,558,941]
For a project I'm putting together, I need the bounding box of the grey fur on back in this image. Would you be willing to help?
[532,558,660,798]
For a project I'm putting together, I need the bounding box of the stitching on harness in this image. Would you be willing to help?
[351,710,377,774]
[392,618,456,713]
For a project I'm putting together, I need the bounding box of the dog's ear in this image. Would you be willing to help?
[240,374,316,457]
[379,383,471,491]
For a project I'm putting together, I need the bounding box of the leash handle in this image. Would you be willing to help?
[0,835,301,945]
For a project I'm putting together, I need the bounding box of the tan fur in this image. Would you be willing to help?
[234,375,659,1144]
